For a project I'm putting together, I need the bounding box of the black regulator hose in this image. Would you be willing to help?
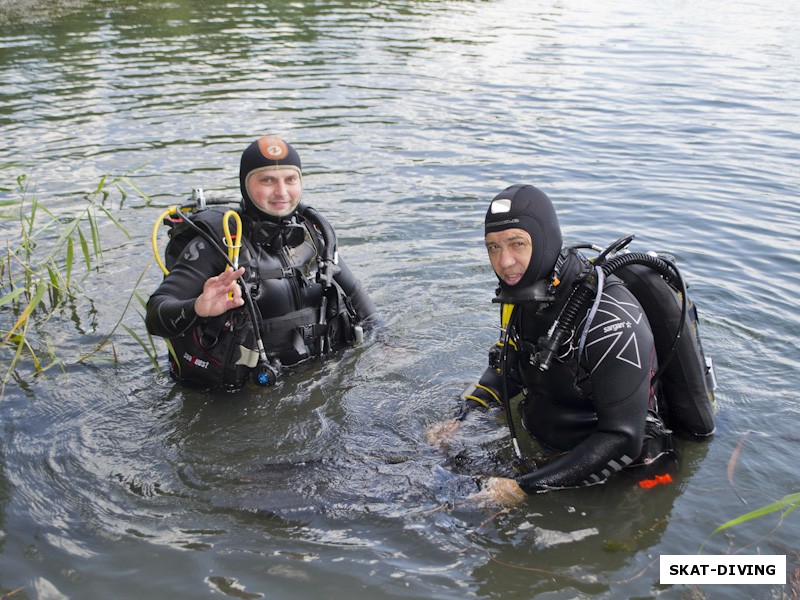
[595,234,635,264]
[537,248,687,380]
[536,276,596,371]
[499,306,523,461]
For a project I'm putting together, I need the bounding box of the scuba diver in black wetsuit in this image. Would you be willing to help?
[146,135,378,388]
[426,184,716,504]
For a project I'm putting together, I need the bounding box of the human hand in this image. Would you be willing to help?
[194,267,246,318]
[467,477,527,507]
[424,418,461,448]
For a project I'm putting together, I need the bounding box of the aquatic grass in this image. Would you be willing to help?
[71,262,164,375]
[718,429,799,535]
[712,493,800,536]
[707,491,800,597]
[116,289,163,373]
[0,170,153,394]
[701,431,799,569]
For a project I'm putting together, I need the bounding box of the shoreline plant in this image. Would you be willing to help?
[0,168,155,395]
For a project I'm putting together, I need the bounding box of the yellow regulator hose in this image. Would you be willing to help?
[222,210,242,269]
[223,210,242,299]
[152,205,241,283]
[152,206,179,276]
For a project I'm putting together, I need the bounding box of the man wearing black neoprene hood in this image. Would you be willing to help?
[146,135,377,388]
[427,184,664,503]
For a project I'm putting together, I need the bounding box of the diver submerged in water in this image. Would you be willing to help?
[146,135,378,388]
[427,184,716,504]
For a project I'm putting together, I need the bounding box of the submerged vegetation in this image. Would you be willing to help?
[0,168,156,395]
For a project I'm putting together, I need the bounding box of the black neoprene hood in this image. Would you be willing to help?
[484,184,563,291]
[239,135,302,220]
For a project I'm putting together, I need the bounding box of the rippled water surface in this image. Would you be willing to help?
[2,0,799,598]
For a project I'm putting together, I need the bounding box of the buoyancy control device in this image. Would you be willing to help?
[151,188,359,387]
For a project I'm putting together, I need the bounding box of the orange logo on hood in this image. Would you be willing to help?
[257,135,288,160]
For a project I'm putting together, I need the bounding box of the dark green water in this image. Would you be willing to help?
[1,0,799,598]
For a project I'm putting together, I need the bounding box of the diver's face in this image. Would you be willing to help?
[485,228,532,287]
[246,168,302,217]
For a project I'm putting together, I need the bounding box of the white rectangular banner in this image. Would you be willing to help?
[660,555,786,585]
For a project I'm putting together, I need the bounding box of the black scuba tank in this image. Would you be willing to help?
[615,263,716,439]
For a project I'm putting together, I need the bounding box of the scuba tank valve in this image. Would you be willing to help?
[192,187,207,210]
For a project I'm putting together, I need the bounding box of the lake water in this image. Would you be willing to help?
[1,0,799,598]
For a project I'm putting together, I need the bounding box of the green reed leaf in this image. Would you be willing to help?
[713,492,800,535]
[77,225,91,270]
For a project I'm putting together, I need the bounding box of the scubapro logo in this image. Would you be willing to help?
[486,217,520,229]
[183,239,205,262]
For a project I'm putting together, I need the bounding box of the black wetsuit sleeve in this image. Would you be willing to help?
[517,282,655,493]
[333,255,378,324]
[462,366,504,409]
[145,236,228,338]
[460,342,524,412]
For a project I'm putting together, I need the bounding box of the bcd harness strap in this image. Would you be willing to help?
[157,198,360,384]
[239,221,357,361]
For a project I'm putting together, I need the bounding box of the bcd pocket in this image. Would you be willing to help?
[167,309,255,388]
